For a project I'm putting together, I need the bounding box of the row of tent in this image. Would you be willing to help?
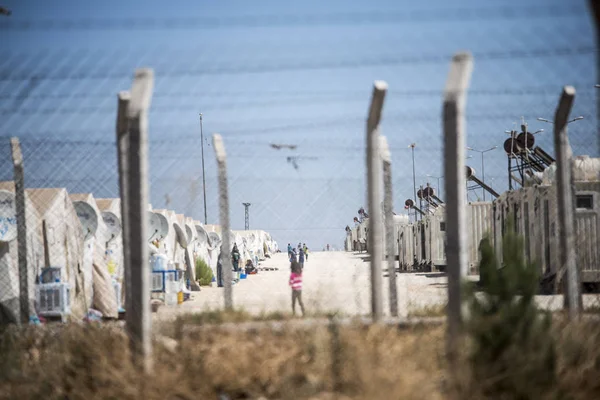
[0,181,278,323]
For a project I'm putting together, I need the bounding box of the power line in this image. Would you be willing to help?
[0,46,594,82]
[0,83,595,101]
[0,6,586,31]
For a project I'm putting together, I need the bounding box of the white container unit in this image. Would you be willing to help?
[413,222,425,268]
[426,209,446,271]
[396,220,415,270]
[574,181,600,284]
[467,202,493,275]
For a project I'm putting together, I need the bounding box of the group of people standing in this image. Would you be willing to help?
[216,243,256,287]
[287,242,309,266]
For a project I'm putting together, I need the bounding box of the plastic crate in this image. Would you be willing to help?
[151,270,179,292]
[36,282,71,317]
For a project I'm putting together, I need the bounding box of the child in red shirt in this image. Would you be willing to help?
[289,261,305,316]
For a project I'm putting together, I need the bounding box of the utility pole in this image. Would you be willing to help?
[199,113,208,225]
[243,202,251,230]
[409,143,418,221]
[467,146,497,201]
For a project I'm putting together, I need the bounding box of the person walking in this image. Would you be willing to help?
[287,243,293,259]
[298,248,305,269]
[291,248,297,262]
[216,246,224,287]
[303,243,309,261]
[289,261,305,316]
[232,243,241,271]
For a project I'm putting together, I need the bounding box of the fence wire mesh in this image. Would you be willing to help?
[0,0,599,324]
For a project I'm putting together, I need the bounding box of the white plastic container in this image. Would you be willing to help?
[151,254,169,271]
[165,281,178,306]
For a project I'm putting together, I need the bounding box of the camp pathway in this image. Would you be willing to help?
[154,251,599,323]
[154,251,450,322]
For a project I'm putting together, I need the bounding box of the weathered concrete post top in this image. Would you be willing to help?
[127,69,154,120]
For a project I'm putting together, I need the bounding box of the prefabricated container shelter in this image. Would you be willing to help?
[467,202,494,275]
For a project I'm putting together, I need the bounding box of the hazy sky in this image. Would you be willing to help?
[0,0,597,249]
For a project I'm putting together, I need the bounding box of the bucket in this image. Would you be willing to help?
[240,273,247,279]
[177,291,184,304]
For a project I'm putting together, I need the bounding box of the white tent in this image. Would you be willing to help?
[69,193,118,318]
[204,227,222,273]
[192,221,212,278]
[152,209,177,265]
[95,198,124,280]
[23,188,88,320]
[0,182,43,323]
[96,198,125,309]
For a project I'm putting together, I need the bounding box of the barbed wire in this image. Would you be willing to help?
[0,46,594,81]
[0,5,587,31]
[1,83,596,101]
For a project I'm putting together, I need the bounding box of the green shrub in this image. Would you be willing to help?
[195,258,213,286]
[465,221,555,399]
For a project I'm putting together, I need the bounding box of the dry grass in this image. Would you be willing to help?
[407,304,447,318]
[0,320,445,400]
[1,317,599,399]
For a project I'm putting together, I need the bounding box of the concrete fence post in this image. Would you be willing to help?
[117,69,154,373]
[10,138,29,325]
[366,81,388,322]
[553,86,582,317]
[442,52,473,360]
[380,136,398,317]
[213,134,233,310]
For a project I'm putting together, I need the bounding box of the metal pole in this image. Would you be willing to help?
[200,113,208,225]
[381,136,398,317]
[410,144,418,221]
[553,86,582,317]
[366,81,387,322]
[419,185,424,215]
[443,52,473,362]
[10,138,29,325]
[213,134,233,310]
[481,152,486,201]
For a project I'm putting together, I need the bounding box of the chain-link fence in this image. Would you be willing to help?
[0,0,599,328]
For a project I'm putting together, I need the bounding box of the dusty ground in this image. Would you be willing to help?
[155,251,600,322]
